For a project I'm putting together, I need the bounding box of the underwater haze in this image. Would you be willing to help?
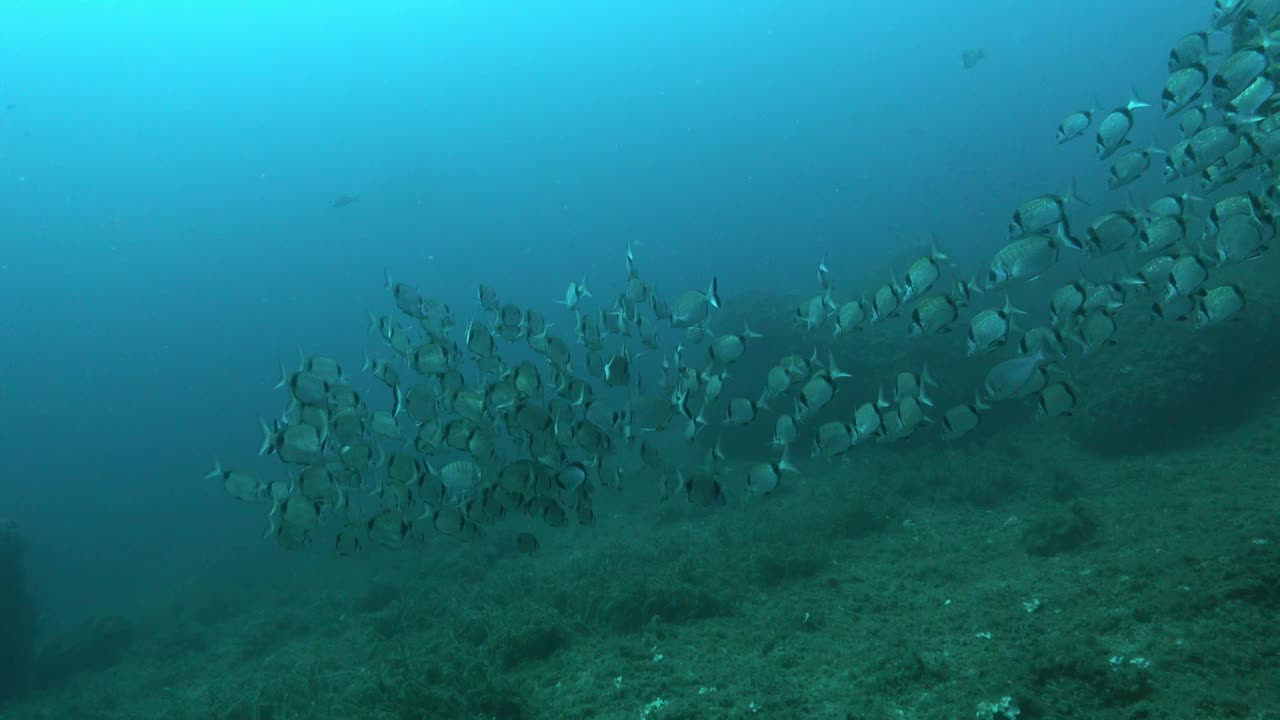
[5,1,1279,719]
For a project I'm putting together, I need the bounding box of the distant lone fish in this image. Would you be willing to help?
[331,194,360,208]
[962,48,986,70]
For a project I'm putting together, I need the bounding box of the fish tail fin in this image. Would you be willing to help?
[1056,219,1084,251]
[929,232,951,262]
[974,391,992,412]
[274,361,289,390]
[778,445,799,475]
[921,361,939,389]
[1128,86,1151,110]
[257,417,275,457]
[1065,176,1089,207]
[827,351,851,380]
[708,277,721,308]
[756,388,773,413]
[204,459,222,480]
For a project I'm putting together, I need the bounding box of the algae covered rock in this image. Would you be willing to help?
[0,519,38,703]
[1022,502,1099,556]
[35,615,134,688]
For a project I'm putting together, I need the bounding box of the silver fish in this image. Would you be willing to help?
[1036,382,1079,418]
[1162,63,1208,116]
[834,299,867,336]
[1199,163,1237,194]
[1071,308,1118,356]
[1220,133,1261,173]
[603,346,632,387]
[670,278,721,329]
[276,367,331,408]
[796,354,851,421]
[894,364,938,406]
[764,364,794,400]
[478,284,501,314]
[901,243,949,301]
[983,345,1052,402]
[369,409,401,439]
[1243,0,1280,26]
[771,414,798,448]
[1096,91,1150,160]
[1162,139,1194,182]
[988,224,1074,288]
[385,271,425,318]
[298,353,344,385]
[206,461,264,503]
[1049,281,1089,327]
[744,448,798,497]
[1164,255,1212,300]
[1193,284,1246,327]
[1186,124,1236,171]
[908,295,960,337]
[1137,215,1187,255]
[1169,31,1213,72]
[1008,179,1085,239]
[813,421,856,458]
[260,419,323,465]
[1057,104,1096,144]
[1215,215,1269,264]
[708,323,762,366]
[941,393,990,440]
[1225,76,1276,124]
[1213,0,1248,30]
[966,293,1025,356]
[1108,144,1163,189]
[1145,191,1198,220]
[869,282,902,323]
[465,320,497,359]
[852,402,881,443]
[797,293,832,331]
[437,460,483,501]
[1084,210,1141,256]
[695,373,721,410]
[1019,326,1067,356]
[1152,293,1197,323]
[1212,43,1270,106]
[1125,255,1178,294]
[1205,192,1265,241]
[725,395,768,425]
[1178,102,1210,139]
[557,275,591,311]
[880,396,928,442]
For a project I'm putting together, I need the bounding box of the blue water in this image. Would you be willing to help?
[0,1,1208,628]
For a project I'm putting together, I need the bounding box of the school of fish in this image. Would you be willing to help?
[209,0,1274,554]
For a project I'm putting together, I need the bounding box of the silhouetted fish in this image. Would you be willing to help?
[962,48,986,69]
[331,194,360,208]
